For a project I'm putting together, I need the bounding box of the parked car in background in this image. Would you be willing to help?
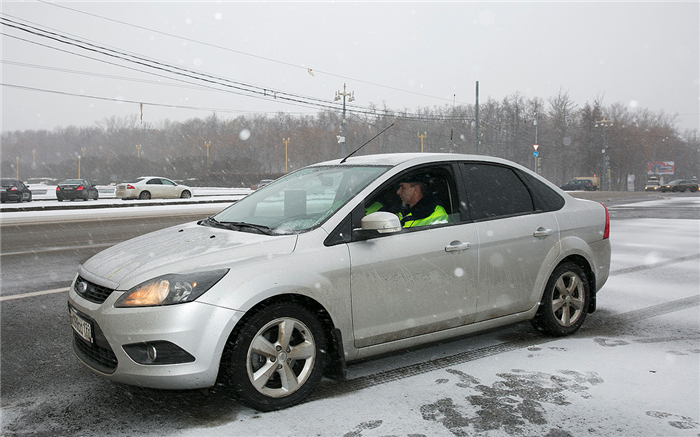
[1,179,32,203]
[658,179,699,192]
[251,179,275,190]
[560,178,597,191]
[69,153,611,411]
[56,179,99,201]
[115,177,191,200]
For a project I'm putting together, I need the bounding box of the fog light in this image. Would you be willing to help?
[123,341,195,365]
[148,345,157,361]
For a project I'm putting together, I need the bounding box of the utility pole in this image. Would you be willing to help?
[595,118,613,191]
[334,83,354,158]
[475,81,480,155]
[78,155,82,178]
[417,132,427,153]
[282,138,290,173]
[136,145,142,159]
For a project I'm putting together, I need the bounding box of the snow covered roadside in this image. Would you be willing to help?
[170,216,699,437]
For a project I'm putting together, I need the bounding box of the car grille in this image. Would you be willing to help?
[72,332,118,374]
[70,306,118,374]
[75,276,114,304]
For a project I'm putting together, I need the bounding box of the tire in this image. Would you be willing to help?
[531,262,589,337]
[221,302,326,411]
[180,190,191,199]
[139,191,151,200]
[692,187,698,193]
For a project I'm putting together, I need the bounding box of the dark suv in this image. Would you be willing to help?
[560,179,596,191]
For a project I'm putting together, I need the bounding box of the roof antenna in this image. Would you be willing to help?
[340,123,394,164]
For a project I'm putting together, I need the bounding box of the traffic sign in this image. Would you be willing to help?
[533,151,539,157]
[533,144,539,151]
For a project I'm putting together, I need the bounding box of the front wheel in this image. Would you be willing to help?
[221,302,326,411]
[180,190,191,199]
[531,262,589,337]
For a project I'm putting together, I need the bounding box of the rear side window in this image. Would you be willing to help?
[460,163,534,221]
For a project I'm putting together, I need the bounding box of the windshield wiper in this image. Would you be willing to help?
[199,217,273,235]
[218,221,273,235]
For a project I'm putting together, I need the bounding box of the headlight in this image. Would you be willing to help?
[114,269,229,307]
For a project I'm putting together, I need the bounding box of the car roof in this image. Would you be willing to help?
[311,152,520,168]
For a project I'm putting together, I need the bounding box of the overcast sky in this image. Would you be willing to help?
[1,1,698,134]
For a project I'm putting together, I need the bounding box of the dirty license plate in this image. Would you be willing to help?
[70,308,93,343]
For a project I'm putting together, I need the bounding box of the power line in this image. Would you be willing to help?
[37,0,465,106]
[1,16,473,123]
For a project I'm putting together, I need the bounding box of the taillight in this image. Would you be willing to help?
[602,203,610,239]
[56,187,60,191]
[127,184,135,190]
[77,186,84,190]
[10,186,17,191]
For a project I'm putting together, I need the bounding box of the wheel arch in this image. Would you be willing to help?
[553,254,597,313]
[217,292,346,385]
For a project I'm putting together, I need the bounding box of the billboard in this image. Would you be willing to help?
[647,161,675,175]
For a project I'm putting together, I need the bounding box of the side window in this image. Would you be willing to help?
[146,179,162,185]
[519,171,565,211]
[161,179,176,186]
[361,165,460,229]
[460,163,535,220]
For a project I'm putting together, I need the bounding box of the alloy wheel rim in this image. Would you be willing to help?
[246,317,316,398]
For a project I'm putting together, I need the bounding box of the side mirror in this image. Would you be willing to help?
[360,211,402,234]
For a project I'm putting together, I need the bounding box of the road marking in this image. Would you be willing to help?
[0,243,115,257]
[0,287,70,302]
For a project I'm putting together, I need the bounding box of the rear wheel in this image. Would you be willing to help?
[139,191,151,200]
[221,302,326,411]
[531,262,589,337]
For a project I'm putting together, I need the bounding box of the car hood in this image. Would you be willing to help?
[80,221,297,291]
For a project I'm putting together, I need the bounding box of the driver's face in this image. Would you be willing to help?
[397,182,418,206]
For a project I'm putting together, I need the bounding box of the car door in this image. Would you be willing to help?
[160,178,179,198]
[145,178,165,197]
[459,162,560,322]
[348,164,479,348]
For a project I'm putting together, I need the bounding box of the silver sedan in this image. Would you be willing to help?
[69,153,611,411]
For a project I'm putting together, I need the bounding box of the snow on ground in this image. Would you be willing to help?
[169,209,698,436]
[2,193,698,436]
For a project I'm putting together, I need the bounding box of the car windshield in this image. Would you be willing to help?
[207,165,389,234]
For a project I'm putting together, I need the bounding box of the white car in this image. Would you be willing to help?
[69,153,611,411]
[115,177,192,200]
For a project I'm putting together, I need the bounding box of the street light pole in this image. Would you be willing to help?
[205,141,211,168]
[595,118,613,191]
[334,84,354,158]
[418,132,427,153]
[136,145,142,159]
[282,138,290,173]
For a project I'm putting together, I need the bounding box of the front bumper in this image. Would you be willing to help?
[68,281,244,390]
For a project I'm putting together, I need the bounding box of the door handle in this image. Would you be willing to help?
[445,241,471,252]
[533,227,553,238]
